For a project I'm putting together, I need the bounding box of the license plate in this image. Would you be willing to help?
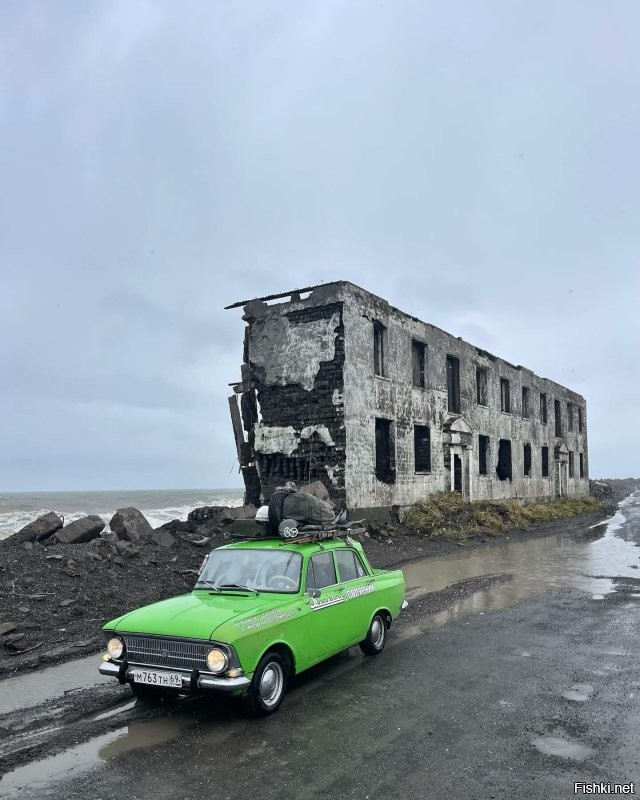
[132,669,183,688]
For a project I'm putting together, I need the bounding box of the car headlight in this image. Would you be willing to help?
[206,648,228,674]
[107,636,124,659]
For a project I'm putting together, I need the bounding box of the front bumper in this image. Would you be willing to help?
[99,660,250,693]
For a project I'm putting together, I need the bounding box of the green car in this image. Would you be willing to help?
[99,535,406,714]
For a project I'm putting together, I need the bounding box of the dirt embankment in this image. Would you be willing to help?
[0,479,637,679]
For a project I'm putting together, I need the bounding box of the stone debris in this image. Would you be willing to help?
[187,505,256,527]
[0,622,17,636]
[187,505,228,523]
[150,530,176,549]
[109,507,153,542]
[3,633,26,650]
[55,516,105,545]
[115,540,139,559]
[11,511,64,544]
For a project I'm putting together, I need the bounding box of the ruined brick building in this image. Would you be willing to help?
[226,281,589,516]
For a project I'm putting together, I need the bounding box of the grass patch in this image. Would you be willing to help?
[405,492,601,541]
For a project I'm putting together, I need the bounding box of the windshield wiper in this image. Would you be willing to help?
[217,583,259,595]
[195,579,220,592]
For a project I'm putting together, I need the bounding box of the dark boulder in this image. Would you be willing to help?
[193,517,223,537]
[187,506,227,524]
[226,505,258,521]
[110,507,153,542]
[156,518,198,534]
[115,540,139,559]
[12,512,63,544]
[150,530,176,548]
[55,515,105,544]
[188,505,256,527]
[216,505,258,526]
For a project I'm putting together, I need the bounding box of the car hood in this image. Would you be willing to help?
[105,591,282,641]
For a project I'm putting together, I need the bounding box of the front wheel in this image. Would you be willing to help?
[359,612,387,655]
[244,651,289,716]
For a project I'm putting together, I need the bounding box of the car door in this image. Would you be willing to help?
[304,551,350,663]
[333,547,377,645]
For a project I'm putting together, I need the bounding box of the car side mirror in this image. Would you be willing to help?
[307,588,321,599]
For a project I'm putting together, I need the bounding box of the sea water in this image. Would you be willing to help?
[0,488,245,539]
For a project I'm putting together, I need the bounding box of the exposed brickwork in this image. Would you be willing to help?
[247,301,346,505]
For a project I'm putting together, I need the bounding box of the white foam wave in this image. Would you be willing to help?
[0,496,245,540]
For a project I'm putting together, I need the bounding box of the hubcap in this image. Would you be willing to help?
[371,617,385,648]
[259,662,284,707]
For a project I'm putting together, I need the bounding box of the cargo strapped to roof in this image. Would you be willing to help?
[230,520,366,543]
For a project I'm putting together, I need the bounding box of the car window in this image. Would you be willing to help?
[335,549,366,582]
[307,552,337,590]
[197,549,302,593]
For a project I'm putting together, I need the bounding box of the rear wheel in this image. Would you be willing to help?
[359,612,387,655]
[244,651,289,716]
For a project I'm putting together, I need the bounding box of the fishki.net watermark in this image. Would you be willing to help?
[574,783,635,795]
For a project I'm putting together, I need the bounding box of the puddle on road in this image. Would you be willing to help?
[562,684,594,702]
[89,699,137,722]
[530,731,594,760]
[0,717,188,795]
[0,653,109,717]
[0,730,122,796]
[402,492,640,629]
[98,717,187,758]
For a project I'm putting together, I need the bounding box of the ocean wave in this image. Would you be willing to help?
[0,495,245,540]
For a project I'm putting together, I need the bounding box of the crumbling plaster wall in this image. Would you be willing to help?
[242,289,346,504]
[339,283,589,510]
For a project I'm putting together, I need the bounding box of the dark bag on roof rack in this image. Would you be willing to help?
[268,489,334,535]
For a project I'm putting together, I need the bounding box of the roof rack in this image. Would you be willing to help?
[229,520,366,542]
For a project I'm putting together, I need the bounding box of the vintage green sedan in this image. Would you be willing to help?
[99,535,406,714]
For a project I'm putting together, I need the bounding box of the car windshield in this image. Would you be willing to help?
[195,549,302,593]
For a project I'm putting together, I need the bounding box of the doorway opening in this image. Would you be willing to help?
[453,454,462,493]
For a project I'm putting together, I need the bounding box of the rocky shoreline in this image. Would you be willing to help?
[0,478,637,679]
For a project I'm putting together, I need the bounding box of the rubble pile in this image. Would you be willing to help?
[0,504,255,677]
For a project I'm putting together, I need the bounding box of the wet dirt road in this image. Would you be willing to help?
[2,494,640,799]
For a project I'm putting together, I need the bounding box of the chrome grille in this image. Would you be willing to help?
[123,636,210,671]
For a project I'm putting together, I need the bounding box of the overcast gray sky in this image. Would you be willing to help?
[1,0,638,491]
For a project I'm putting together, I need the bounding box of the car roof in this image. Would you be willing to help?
[216,537,357,556]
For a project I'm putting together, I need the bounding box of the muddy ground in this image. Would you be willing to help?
[0,480,636,680]
[0,569,515,777]
[0,481,639,786]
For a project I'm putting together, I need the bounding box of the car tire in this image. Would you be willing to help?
[359,612,387,655]
[244,651,289,716]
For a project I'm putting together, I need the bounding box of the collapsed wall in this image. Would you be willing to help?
[227,288,346,507]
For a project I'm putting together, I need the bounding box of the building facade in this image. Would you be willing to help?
[227,281,589,513]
